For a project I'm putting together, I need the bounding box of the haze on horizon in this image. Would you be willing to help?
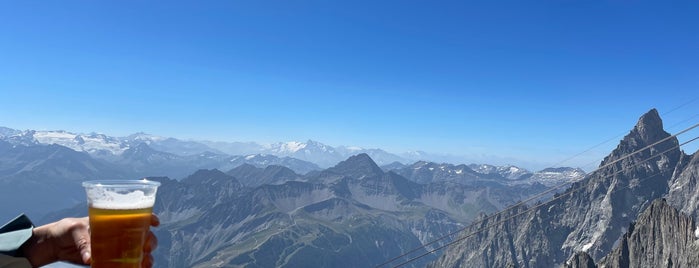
[0,1,698,171]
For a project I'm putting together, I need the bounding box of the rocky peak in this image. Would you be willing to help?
[327,153,384,179]
[604,109,680,168]
[430,109,687,267]
[633,108,663,142]
[261,165,297,178]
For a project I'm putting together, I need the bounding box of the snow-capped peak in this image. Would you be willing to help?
[274,141,308,153]
[0,126,22,137]
[125,132,167,142]
[27,130,130,155]
[268,140,336,154]
[467,164,530,180]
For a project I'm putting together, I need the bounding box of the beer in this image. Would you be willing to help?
[88,206,153,268]
[83,180,160,268]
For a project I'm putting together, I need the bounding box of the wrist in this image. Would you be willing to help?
[20,224,57,267]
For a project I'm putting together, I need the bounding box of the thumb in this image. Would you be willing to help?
[81,248,92,264]
[75,234,92,264]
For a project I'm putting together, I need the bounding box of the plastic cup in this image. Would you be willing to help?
[82,180,160,268]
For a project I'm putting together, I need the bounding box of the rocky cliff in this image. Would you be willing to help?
[564,198,699,268]
[430,109,692,267]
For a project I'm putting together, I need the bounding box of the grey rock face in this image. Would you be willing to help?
[565,199,699,268]
[667,151,699,221]
[597,198,699,268]
[431,109,687,267]
[565,252,597,268]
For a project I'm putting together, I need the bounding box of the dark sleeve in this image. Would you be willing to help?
[0,215,34,257]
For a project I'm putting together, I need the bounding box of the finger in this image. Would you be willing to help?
[150,214,160,227]
[73,224,92,264]
[144,231,158,252]
[141,254,154,268]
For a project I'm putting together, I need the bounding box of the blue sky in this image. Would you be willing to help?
[1,0,698,170]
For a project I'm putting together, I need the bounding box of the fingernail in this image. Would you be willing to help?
[83,251,92,264]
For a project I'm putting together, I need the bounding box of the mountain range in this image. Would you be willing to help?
[8,109,697,267]
[0,128,408,168]
[0,126,585,221]
[13,137,585,267]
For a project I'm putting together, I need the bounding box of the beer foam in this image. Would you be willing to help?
[87,189,156,210]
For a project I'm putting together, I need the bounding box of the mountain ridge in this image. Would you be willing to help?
[0,126,583,170]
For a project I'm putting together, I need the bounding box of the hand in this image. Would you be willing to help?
[21,215,160,267]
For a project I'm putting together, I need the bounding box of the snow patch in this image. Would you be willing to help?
[32,130,128,155]
[277,141,307,153]
[581,242,593,252]
[34,131,75,140]
[695,226,699,239]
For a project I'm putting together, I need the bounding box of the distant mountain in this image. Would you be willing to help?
[430,109,694,267]
[0,128,222,157]
[110,142,231,179]
[226,164,301,187]
[336,146,407,166]
[265,140,345,167]
[18,129,129,155]
[125,133,226,156]
[0,140,125,220]
[380,161,407,172]
[0,128,322,177]
[198,140,266,156]
[109,144,322,179]
[393,161,484,184]
[262,140,411,168]
[0,126,21,137]
[468,163,530,180]
[227,154,321,175]
[0,127,416,169]
[323,153,385,179]
[393,161,585,186]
